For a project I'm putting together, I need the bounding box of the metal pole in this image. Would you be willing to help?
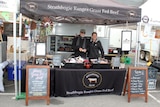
[18,13,22,95]
[137,22,142,65]
[13,12,17,97]
[135,22,141,66]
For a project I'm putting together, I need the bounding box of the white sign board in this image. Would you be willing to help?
[0,0,19,12]
[121,31,132,51]
[36,43,46,56]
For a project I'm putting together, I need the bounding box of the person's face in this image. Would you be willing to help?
[92,34,97,41]
[80,32,85,37]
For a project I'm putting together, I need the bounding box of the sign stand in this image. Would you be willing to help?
[123,67,148,102]
[121,30,132,56]
[25,65,50,106]
[52,55,62,68]
[33,42,48,65]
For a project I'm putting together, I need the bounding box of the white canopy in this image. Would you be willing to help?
[140,0,160,21]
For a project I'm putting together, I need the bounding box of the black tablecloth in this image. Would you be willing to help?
[54,68,126,96]
[64,63,111,69]
[21,68,126,97]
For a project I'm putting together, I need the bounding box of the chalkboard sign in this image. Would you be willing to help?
[26,65,50,106]
[130,69,146,94]
[3,22,25,37]
[124,67,148,102]
[53,55,62,66]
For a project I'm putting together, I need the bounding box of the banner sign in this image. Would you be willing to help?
[0,0,19,12]
[20,0,141,22]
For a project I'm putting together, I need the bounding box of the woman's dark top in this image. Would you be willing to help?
[88,40,104,59]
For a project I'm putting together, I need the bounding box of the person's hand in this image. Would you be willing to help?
[82,49,86,52]
[79,48,83,52]
[79,48,86,52]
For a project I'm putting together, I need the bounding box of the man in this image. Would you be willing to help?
[72,29,90,58]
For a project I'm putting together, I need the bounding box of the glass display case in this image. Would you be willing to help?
[50,36,56,51]
[48,35,74,52]
[57,36,74,52]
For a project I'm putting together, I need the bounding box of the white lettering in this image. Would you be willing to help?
[109,10,119,15]
[47,4,72,11]
[101,9,109,14]
[73,6,101,13]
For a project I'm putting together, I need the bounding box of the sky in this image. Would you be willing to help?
[140,0,160,21]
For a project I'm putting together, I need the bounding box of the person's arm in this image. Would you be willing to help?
[85,38,90,53]
[2,34,7,41]
[72,36,79,52]
[98,41,104,58]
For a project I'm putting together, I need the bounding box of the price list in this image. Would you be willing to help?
[28,68,48,96]
[130,70,146,94]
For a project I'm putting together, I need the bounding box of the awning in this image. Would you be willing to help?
[20,0,143,25]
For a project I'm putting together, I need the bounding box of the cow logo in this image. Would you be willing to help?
[25,2,38,12]
[127,10,136,17]
[142,15,149,23]
[82,71,102,88]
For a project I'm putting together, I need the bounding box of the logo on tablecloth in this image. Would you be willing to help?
[82,71,102,88]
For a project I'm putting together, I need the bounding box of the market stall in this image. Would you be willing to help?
[19,0,143,98]
[19,0,142,63]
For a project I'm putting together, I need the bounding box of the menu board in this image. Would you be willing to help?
[130,69,146,94]
[26,65,50,106]
[125,67,148,102]
[28,68,48,96]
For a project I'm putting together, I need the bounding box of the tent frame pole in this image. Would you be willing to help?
[135,22,141,66]
[13,12,17,98]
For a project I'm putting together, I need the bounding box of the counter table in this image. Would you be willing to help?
[21,67,126,97]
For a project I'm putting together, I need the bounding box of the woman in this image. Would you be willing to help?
[88,32,104,59]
